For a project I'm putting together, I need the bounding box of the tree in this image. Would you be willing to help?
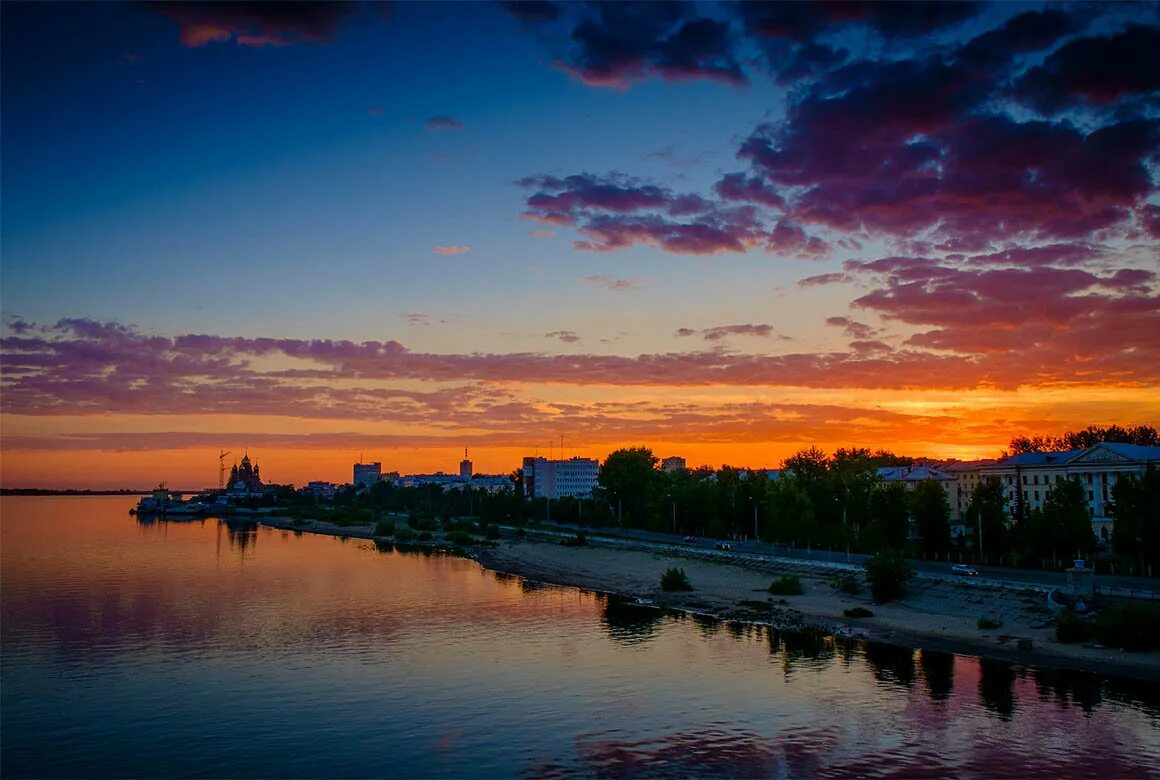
[597,447,660,527]
[765,476,816,546]
[911,479,951,554]
[1111,466,1160,570]
[866,483,910,551]
[1040,477,1096,559]
[965,477,1008,558]
[863,549,915,602]
[1007,425,1158,455]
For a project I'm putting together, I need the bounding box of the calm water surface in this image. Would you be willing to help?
[3,496,1159,778]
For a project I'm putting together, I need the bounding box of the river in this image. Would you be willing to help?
[2,496,1158,778]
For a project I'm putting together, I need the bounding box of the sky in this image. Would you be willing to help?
[2,0,1158,489]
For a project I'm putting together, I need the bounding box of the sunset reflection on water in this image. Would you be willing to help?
[3,496,1158,779]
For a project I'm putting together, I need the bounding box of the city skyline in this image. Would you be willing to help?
[2,1,1158,489]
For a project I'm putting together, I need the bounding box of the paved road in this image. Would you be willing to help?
[545,522,1157,595]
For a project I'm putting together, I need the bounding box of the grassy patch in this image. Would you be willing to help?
[769,575,804,596]
[738,600,775,612]
[835,575,862,595]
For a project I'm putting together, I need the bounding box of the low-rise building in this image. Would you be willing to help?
[938,459,997,528]
[979,442,1160,544]
[876,465,958,538]
[661,456,687,473]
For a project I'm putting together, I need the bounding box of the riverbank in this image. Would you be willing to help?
[261,517,1160,681]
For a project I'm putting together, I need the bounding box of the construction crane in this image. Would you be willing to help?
[218,450,231,490]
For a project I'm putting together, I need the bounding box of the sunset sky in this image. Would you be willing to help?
[2,1,1158,489]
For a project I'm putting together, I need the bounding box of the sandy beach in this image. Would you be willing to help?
[262,517,1160,681]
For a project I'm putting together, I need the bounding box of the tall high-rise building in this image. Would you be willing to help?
[353,461,382,488]
[460,449,473,479]
[661,456,687,473]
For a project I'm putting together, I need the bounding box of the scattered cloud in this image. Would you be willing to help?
[528,229,555,238]
[826,317,879,340]
[582,275,640,291]
[545,330,581,343]
[676,324,780,341]
[150,1,358,47]
[425,115,463,131]
[433,245,470,255]
[367,104,385,117]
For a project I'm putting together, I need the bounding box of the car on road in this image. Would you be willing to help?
[715,542,732,550]
[951,564,979,576]
[683,535,697,542]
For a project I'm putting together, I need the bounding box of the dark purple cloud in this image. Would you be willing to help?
[150,1,358,47]
[556,3,745,88]
[500,0,559,25]
[954,9,1075,73]
[545,330,580,343]
[739,1,979,42]
[1015,24,1160,113]
[520,172,767,253]
[839,258,1160,381]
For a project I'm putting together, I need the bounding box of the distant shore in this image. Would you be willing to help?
[260,516,1160,682]
[1,488,155,496]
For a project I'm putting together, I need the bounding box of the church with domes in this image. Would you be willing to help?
[227,454,263,495]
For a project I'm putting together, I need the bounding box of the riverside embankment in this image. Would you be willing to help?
[260,516,1160,681]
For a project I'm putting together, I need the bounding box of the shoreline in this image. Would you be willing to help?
[259,517,1160,682]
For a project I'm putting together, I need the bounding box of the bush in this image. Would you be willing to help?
[446,530,473,545]
[844,607,874,618]
[769,575,804,595]
[410,515,438,532]
[394,526,418,542]
[373,518,396,536]
[1092,603,1160,651]
[1055,610,1090,643]
[977,617,1003,630]
[483,524,500,540]
[837,575,863,595]
[661,567,693,591]
[863,549,915,603]
[417,531,433,541]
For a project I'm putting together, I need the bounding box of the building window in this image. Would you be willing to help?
[1088,491,1094,503]
[1023,475,1028,485]
[1034,490,1039,501]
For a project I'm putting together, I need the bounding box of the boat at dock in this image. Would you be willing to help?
[130,486,209,517]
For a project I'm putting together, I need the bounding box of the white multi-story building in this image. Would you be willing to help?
[979,442,1160,544]
[522,456,599,499]
[661,456,687,473]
